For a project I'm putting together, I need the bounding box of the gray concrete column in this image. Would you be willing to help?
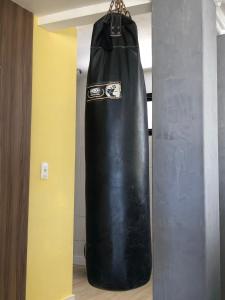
[218,34,225,300]
[152,0,220,299]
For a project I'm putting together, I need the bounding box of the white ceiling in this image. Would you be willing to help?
[11,0,225,18]
[77,13,152,73]
[12,0,110,16]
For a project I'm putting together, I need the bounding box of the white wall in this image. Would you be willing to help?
[144,69,153,218]
[144,69,152,93]
[74,72,87,266]
[74,69,152,266]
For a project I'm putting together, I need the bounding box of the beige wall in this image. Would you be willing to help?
[26,19,77,300]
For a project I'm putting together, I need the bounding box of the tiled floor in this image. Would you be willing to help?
[73,265,152,300]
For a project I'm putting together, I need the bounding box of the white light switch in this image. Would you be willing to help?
[41,162,49,180]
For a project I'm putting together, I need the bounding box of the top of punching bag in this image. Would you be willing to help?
[91,13,139,50]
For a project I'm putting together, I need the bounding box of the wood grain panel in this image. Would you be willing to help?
[0,1,33,299]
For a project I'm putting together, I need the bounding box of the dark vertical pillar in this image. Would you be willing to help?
[152,0,220,299]
[0,1,33,299]
[218,34,225,300]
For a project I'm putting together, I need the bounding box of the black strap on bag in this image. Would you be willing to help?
[101,0,131,50]
[107,0,131,37]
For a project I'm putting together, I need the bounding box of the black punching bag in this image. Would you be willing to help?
[85,7,152,291]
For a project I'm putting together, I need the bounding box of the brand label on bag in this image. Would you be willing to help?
[87,82,122,102]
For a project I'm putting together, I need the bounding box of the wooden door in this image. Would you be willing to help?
[0,1,33,299]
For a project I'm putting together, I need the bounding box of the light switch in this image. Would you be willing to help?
[41,162,48,180]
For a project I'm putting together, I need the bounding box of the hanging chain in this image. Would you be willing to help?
[108,0,131,17]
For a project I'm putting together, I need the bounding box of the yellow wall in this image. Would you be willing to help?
[26,19,77,300]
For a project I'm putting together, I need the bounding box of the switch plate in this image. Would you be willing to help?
[41,162,48,180]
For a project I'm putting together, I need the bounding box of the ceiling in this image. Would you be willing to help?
[77,13,152,73]
[12,0,110,16]
[11,0,225,17]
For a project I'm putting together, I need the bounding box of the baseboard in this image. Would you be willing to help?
[64,295,75,300]
[74,255,86,266]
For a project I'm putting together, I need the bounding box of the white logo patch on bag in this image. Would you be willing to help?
[89,87,103,98]
[87,82,122,102]
[105,83,121,99]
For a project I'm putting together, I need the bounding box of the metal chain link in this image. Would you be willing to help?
[108,0,131,17]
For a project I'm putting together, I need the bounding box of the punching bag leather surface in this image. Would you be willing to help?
[85,13,152,291]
